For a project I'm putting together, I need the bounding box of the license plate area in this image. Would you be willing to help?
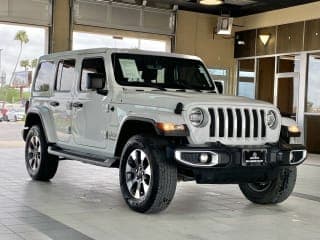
[242,149,267,166]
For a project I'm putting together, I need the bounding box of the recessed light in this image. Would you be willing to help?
[200,0,224,5]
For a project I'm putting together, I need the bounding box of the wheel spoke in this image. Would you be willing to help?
[29,139,35,150]
[126,171,136,180]
[35,156,40,169]
[29,158,35,169]
[32,137,37,148]
[144,165,151,176]
[140,151,146,164]
[134,183,141,199]
[142,181,149,195]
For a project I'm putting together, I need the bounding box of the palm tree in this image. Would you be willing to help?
[20,59,30,71]
[10,31,29,83]
[10,30,29,100]
[31,58,38,69]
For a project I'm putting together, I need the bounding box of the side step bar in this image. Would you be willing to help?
[48,146,118,168]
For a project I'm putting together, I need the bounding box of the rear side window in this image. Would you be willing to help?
[80,58,106,91]
[34,61,55,92]
[55,59,76,92]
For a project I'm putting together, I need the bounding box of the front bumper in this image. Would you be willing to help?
[173,143,307,184]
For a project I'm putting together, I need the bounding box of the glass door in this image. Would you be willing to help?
[274,72,300,121]
[275,54,306,144]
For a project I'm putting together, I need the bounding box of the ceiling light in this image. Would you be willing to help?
[259,34,270,45]
[200,0,224,5]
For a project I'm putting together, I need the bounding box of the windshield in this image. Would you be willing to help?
[112,53,215,91]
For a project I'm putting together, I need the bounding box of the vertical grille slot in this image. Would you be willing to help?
[207,107,268,142]
[236,109,242,137]
[253,109,258,138]
[227,109,234,137]
[209,108,215,137]
[244,109,250,138]
[260,110,266,138]
[218,108,225,137]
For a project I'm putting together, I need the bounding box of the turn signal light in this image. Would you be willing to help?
[156,123,185,132]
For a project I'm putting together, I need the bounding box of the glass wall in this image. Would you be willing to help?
[306,54,320,114]
[73,31,170,52]
[305,53,320,153]
[0,23,48,103]
[237,59,255,99]
[257,57,275,104]
[208,68,229,94]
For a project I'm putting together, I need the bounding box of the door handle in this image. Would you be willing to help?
[49,101,60,107]
[72,102,83,108]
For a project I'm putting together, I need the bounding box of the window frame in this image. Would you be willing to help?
[79,56,106,92]
[54,58,76,93]
[33,60,55,93]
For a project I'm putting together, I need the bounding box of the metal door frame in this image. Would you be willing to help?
[274,71,305,143]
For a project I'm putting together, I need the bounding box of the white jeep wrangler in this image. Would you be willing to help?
[23,48,307,213]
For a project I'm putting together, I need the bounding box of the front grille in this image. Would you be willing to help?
[209,107,267,140]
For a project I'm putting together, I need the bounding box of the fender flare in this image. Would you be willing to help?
[24,107,57,143]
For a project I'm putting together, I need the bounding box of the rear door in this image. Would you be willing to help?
[49,59,76,144]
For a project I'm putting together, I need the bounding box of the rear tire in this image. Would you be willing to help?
[119,135,177,213]
[25,125,59,181]
[239,166,297,204]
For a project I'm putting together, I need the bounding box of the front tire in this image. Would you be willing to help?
[25,125,59,181]
[239,166,297,204]
[119,135,177,213]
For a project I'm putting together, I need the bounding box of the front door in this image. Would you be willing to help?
[72,57,110,149]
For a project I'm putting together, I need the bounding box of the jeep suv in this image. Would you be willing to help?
[23,48,307,213]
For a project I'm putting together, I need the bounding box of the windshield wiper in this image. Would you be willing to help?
[144,83,167,91]
[176,83,202,93]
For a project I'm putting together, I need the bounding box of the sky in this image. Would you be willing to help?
[0,23,46,84]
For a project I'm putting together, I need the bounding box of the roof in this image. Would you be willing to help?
[40,48,202,62]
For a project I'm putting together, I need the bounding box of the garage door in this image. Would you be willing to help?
[0,0,52,26]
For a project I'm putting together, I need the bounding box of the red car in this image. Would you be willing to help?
[0,101,8,121]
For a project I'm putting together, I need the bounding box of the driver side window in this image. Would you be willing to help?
[80,58,106,91]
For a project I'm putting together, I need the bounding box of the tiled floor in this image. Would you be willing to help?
[0,148,319,240]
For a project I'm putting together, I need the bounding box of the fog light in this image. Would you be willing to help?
[199,153,209,163]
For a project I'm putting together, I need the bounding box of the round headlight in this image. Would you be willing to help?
[189,108,205,127]
[266,110,277,129]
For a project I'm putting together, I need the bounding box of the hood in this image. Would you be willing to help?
[118,89,274,110]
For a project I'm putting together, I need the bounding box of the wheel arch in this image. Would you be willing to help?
[23,108,57,143]
[114,117,160,158]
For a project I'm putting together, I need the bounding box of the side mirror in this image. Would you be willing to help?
[214,80,224,94]
[87,73,105,90]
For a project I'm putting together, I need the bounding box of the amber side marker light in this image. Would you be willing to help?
[156,123,189,136]
[288,125,300,133]
[288,125,301,137]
